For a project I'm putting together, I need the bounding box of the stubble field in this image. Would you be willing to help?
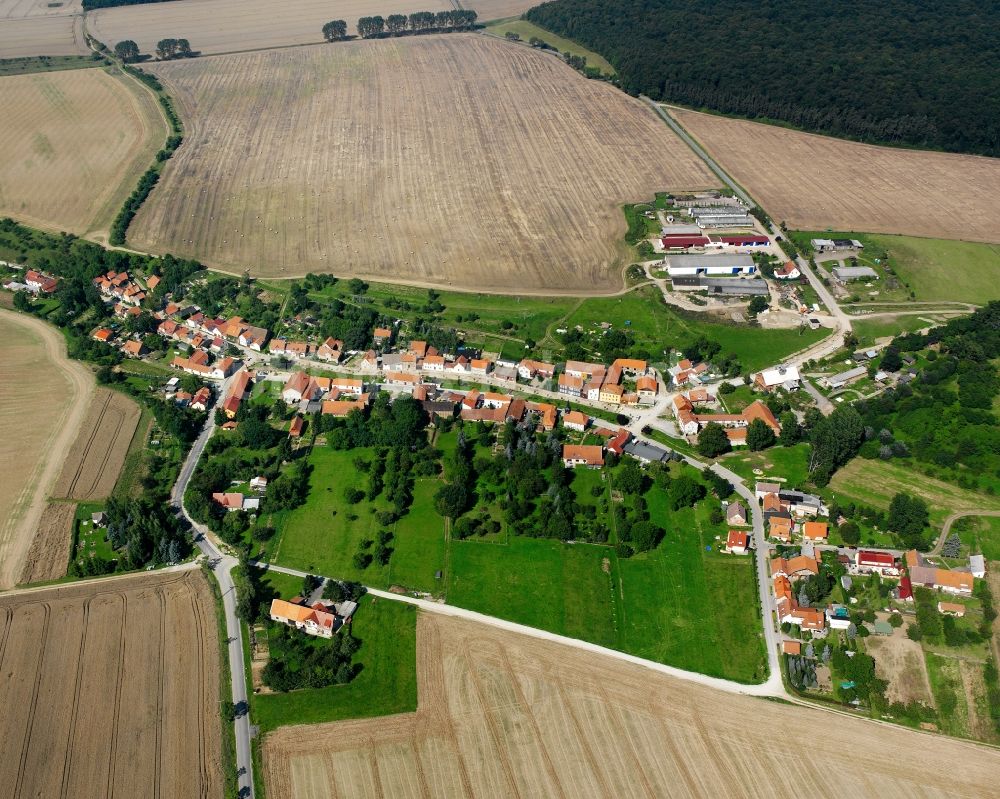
[0,0,85,59]
[265,612,1000,799]
[130,35,716,292]
[0,568,222,798]
[672,108,1000,244]
[0,67,165,238]
[52,387,141,501]
[88,0,453,58]
[0,310,93,589]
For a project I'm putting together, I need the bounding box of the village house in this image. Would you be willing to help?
[825,604,852,630]
[24,269,59,294]
[854,550,900,577]
[754,365,800,392]
[316,337,343,362]
[409,340,428,358]
[384,371,421,388]
[564,360,606,381]
[906,550,975,596]
[938,602,965,617]
[223,370,253,418]
[599,383,624,405]
[726,502,747,526]
[636,375,658,402]
[211,492,259,512]
[768,515,793,542]
[422,355,446,372]
[288,415,304,438]
[93,328,113,343]
[606,428,632,457]
[673,396,781,444]
[282,371,324,403]
[517,359,555,380]
[122,340,147,358]
[774,261,801,280]
[802,521,829,542]
[190,386,212,411]
[470,358,492,375]
[725,530,751,555]
[373,327,392,346]
[250,476,268,492]
[330,377,363,395]
[558,373,584,397]
[563,410,589,432]
[358,350,378,370]
[771,553,820,579]
[269,598,336,638]
[322,395,370,417]
[562,444,604,469]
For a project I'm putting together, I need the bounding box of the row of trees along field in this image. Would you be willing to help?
[82,0,174,7]
[525,0,1000,157]
[323,10,477,41]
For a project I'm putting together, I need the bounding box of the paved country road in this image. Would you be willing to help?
[171,373,256,799]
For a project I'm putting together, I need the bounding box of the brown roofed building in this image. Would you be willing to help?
[563,444,604,468]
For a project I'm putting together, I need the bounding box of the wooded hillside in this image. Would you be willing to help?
[525,0,1000,157]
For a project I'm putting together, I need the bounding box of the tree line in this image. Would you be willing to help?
[322,10,478,42]
[525,0,1000,157]
[82,0,177,8]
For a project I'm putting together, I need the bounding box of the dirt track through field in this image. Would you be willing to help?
[130,34,716,292]
[18,500,75,584]
[265,612,1000,798]
[0,66,165,238]
[672,108,1000,244]
[52,386,140,501]
[0,568,222,798]
[0,310,93,590]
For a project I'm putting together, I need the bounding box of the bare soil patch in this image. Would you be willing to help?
[88,0,451,58]
[132,35,714,292]
[52,387,140,501]
[264,611,1000,799]
[0,568,222,797]
[672,108,1000,245]
[0,67,164,237]
[18,500,75,584]
[0,310,93,589]
[865,622,934,706]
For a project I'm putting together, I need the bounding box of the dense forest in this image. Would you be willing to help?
[525,0,1000,156]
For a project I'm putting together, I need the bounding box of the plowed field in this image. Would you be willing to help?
[265,612,1000,798]
[0,568,222,798]
[52,387,140,501]
[88,0,451,58]
[672,108,1000,244]
[130,34,715,292]
[0,67,164,238]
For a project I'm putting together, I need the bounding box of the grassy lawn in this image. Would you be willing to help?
[925,652,970,738]
[252,595,417,732]
[270,448,446,593]
[447,536,619,648]
[484,18,616,75]
[271,443,766,682]
[616,494,766,682]
[0,55,100,76]
[566,285,825,371]
[850,315,937,345]
[830,458,1000,528]
[955,515,1000,561]
[866,234,1000,305]
[720,443,811,488]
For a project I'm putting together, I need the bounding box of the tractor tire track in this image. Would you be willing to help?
[58,597,92,798]
[106,591,129,799]
[12,601,51,799]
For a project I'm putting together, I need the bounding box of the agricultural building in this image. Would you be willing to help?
[664,253,756,277]
[832,266,878,282]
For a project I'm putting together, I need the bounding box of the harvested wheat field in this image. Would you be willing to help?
[672,108,1000,244]
[18,501,76,584]
[0,0,82,18]
[52,387,140,501]
[131,35,715,292]
[265,612,1000,799]
[0,310,93,590]
[464,0,539,20]
[0,567,222,798]
[0,67,164,237]
[0,14,86,58]
[89,0,451,58]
